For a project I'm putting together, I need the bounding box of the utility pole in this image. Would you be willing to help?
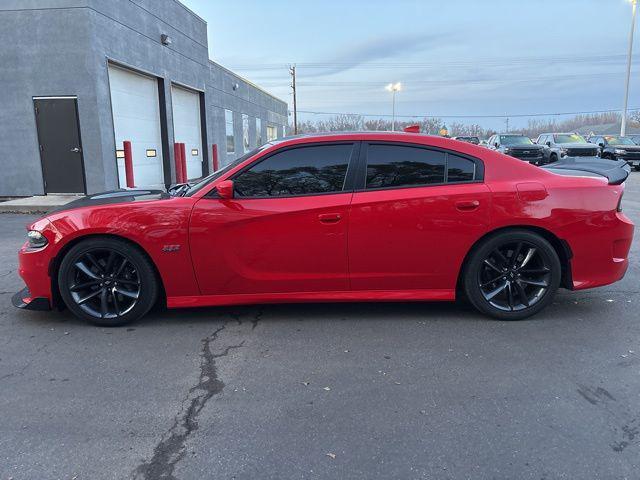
[621,0,637,137]
[505,117,510,133]
[385,82,402,131]
[290,65,298,135]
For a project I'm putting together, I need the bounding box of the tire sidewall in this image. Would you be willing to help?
[463,230,562,320]
[58,237,158,326]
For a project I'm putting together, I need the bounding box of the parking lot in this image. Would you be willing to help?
[0,174,638,480]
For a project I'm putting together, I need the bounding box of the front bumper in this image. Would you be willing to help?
[12,286,51,311]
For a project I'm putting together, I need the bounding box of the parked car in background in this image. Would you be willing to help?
[453,136,480,145]
[535,133,598,163]
[588,135,640,171]
[487,134,546,164]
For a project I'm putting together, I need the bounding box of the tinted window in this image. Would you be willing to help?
[365,145,445,189]
[447,154,475,182]
[233,144,353,197]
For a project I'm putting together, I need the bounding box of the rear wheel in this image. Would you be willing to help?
[463,230,561,320]
[58,237,158,326]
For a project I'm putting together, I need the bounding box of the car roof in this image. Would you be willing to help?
[276,131,443,141]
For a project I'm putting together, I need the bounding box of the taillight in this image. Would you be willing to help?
[617,191,623,212]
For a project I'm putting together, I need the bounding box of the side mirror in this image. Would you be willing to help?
[216,179,234,199]
[599,143,604,148]
[546,141,551,147]
[494,143,499,148]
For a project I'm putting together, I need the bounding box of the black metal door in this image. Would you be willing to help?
[34,97,86,194]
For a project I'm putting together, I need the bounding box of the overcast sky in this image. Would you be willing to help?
[181,0,639,129]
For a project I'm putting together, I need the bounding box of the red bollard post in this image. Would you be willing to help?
[180,143,188,182]
[212,144,219,172]
[174,143,184,184]
[123,140,135,188]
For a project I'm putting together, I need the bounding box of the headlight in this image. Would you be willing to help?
[614,149,627,155]
[560,148,569,156]
[503,147,511,153]
[27,230,48,249]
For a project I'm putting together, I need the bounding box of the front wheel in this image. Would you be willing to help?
[463,230,561,320]
[58,237,158,326]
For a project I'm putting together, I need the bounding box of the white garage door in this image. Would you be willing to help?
[108,65,164,189]
[171,85,203,180]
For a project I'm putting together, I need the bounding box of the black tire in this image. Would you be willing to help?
[58,237,158,326]
[463,230,561,320]
[634,165,640,172]
[549,153,558,163]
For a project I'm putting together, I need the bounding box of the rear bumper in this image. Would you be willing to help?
[569,212,634,290]
[12,286,51,311]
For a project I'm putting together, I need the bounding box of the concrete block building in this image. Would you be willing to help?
[0,0,287,196]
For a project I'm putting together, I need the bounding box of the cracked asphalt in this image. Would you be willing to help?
[1,173,639,480]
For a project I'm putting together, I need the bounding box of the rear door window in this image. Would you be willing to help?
[365,144,446,189]
[363,144,480,189]
[447,154,476,183]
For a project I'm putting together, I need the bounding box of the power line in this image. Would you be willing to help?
[296,107,640,119]
[228,53,640,71]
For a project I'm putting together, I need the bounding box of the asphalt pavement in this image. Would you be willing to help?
[1,174,639,480]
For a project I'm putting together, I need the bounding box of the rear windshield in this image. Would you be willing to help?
[554,134,587,144]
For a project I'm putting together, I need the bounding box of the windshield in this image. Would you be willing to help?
[604,135,636,146]
[185,145,270,196]
[554,134,586,144]
[500,135,533,146]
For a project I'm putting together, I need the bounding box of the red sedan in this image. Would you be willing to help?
[13,132,634,326]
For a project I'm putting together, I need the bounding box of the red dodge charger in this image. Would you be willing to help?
[13,132,634,325]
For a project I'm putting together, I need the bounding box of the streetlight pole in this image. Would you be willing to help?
[385,82,402,131]
[621,0,637,137]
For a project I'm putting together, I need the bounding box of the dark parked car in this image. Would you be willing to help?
[535,133,599,162]
[487,134,546,165]
[453,136,480,145]
[588,135,640,171]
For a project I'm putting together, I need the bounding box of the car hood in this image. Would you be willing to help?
[48,189,171,214]
[506,145,544,149]
[556,143,596,149]
[608,145,640,151]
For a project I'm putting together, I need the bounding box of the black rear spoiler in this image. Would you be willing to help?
[541,157,631,185]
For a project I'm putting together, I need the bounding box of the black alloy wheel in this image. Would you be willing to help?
[58,237,158,326]
[464,230,561,320]
[68,249,140,319]
[478,241,551,312]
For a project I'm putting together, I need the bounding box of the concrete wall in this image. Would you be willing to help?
[0,3,93,196]
[207,62,288,166]
[0,0,287,196]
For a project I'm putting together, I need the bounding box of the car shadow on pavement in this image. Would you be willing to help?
[8,293,602,329]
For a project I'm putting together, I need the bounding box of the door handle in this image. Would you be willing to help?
[70,147,81,153]
[318,213,342,224]
[455,200,480,211]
